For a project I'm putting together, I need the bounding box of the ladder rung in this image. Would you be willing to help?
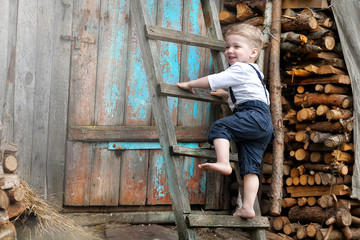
[170,145,237,162]
[186,215,270,228]
[158,82,226,104]
[146,25,226,51]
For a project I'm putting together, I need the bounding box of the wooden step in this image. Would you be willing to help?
[170,145,237,162]
[186,215,270,228]
[158,82,226,104]
[146,25,226,51]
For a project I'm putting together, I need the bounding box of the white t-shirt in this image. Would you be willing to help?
[207,62,270,111]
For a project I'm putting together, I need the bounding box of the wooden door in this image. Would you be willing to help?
[64,0,217,207]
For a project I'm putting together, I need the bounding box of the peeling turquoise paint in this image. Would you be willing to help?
[154,153,166,198]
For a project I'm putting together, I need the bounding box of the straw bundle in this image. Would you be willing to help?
[15,181,101,240]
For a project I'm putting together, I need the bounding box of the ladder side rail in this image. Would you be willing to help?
[131,1,196,239]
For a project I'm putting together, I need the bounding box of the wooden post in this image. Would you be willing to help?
[269,0,283,216]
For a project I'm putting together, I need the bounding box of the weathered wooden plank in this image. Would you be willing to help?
[68,0,99,126]
[284,75,351,86]
[0,0,17,145]
[145,25,225,51]
[146,150,171,205]
[46,0,73,206]
[14,0,38,182]
[170,145,238,162]
[95,0,129,125]
[119,150,148,205]
[186,215,270,228]
[65,211,231,226]
[30,0,55,197]
[158,82,225,104]
[90,147,120,206]
[0,0,9,124]
[65,0,100,206]
[183,157,206,204]
[121,0,155,206]
[64,142,93,206]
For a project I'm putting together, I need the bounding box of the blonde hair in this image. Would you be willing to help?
[225,23,264,56]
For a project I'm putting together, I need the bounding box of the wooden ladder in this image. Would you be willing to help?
[131,0,269,239]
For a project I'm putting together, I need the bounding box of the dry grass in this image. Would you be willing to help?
[14,181,102,240]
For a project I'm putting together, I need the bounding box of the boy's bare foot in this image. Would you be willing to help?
[233,208,256,219]
[198,162,232,175]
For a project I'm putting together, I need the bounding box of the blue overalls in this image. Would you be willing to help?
[207,65,273,176]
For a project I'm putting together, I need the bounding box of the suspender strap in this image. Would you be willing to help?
[228,64,269,106]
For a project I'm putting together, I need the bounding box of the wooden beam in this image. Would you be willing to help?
[146,25,226,51]
[69,126,209,142]
[284,75,351,86]
[158,82,226,104]
[186,215,270,228]
[282,0,328,9]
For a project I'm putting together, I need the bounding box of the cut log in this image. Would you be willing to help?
[286,185,350,198]
[308,175,316,186]
[307,223,321,238]
[307,29,334,40]
[315,84,325,92]
[242,16,265,26]
[316,105,330,116]
[286,68,312,77]
[218,9,237,24]
[284,131,296,143]
[325,84,351,95]
[0,209,9,225]
[295,130,309,143]
[281,13,318,32]
[298,197,308,206]
[313,36,336,51]
[318,195,335,208]
[296,121,345,133]
[284,75,351,86]
[342,226,352,239]
[293,177,300,186]
[283,222,302,235]
[324,134,350,148]
[281,42,322,54]
[2,155,17,173]
[297,86,305,94]
[340,143,354,152]
[0,174,20,190]
[297,225,307,239]
[281,31,308,44]
[7,201,26,219]
[300,175,308,186]
[297,107,316,122]
[282,198,297,208]
[0,189,10,210]
[295,148,309,161]
[304,163,333,173]
[294,93,352,108]
[282,0,329,9]
[285,177,293,186]
[308,196,317,206]
[332,150,354,163]
[310,151,322,163]
[326,108,353,121]
[6,187,24,203]
[236,3,255,21]
[318,227,360,240]
[289,206,333,223]
[351,216,360,227]
[273,216,290,231]
[0,221,16,239]
[310,131,333,143]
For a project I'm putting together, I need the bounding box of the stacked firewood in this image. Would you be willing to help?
[218,0,267,34]
[272,5,360,240]
[0,142,26,239]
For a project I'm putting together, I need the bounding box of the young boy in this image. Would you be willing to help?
[176,23,273,219]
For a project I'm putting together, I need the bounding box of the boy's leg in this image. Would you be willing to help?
[198,138,232,175]
[233,173,258,218]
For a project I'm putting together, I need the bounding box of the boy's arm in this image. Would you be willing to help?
[176,76,210,93]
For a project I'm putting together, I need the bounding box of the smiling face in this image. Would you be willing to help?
[224,34,258,65]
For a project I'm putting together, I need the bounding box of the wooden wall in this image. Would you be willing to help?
[0,0,227,209]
